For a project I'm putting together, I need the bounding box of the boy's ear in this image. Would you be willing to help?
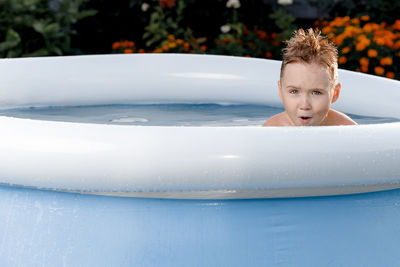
[278,80,282,100]
[331,83,341,103]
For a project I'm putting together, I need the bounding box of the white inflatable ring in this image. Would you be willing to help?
[0,54,399,199]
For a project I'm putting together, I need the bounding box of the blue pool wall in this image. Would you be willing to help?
[1,185,400,267]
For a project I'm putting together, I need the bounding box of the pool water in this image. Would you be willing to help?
[0,104,398,126]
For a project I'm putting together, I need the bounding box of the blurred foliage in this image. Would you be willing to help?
[0,0,96,57]
[2,0,400,80]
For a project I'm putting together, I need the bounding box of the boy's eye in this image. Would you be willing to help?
[312,90,322,95]
[289,89,298,94]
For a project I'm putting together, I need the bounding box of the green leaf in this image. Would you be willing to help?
[23,48,50,57]
[43,23,60,34]
[0,29,21,52]
[76,9,98,20]
[32,21,45,34]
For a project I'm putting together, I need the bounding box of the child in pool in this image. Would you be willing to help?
[263,28,357,126]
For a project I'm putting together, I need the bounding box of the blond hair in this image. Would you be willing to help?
[281,28,338,86]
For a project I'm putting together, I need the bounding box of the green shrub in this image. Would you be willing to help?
[0,0,96,57]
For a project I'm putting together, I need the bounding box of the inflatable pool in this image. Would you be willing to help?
[0,54,400,266]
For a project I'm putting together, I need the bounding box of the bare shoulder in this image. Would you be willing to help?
[328,109,358,125]
[263,112,291,127]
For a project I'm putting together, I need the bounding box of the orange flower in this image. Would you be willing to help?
[361,15,370,21]
[350,18,360,25]
[257,30,267,40]
[168,34,175,41]
[335,36,344,45]
[176,39,184,45]
[200,45,207,51]
[183,42,190,52]
[386,72,395,79]
[361,65,368,72]
[159,0,176,8]
[395,41,400,50]
[380,57,393,66]
[265,51,273,58]
[374,37,385,46]
[363,23,373,33]
[356,42,367,51]
[168,42,177,49]
[112,42,120,50]
[138,49,145,53]
[341,47,351,54]
[374,66,385,75]
[122,41,134,48]
[367,49,377,57]
[360,57,369,66]
[123,49,133,54]
[393,20,400,31]
[339,56,347,64]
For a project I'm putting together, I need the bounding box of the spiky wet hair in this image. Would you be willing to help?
[280,28,338,86]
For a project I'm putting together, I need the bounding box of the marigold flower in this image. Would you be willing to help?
[386,72,395,79]
[112,42,120,50]
[123,49,133,54]
[394,40,400,50]
[265,51,273,58]
[176,39,184,45]
[361,15,370,21]
[393,20,400,31]
[270,33,277,39]
[361,65,369,72]
[257,30,267,40]
[367,49,377,57]
[363,23,373,33]
[138,49,145,53]
[223,38,231,44]
[338,56,347,64]
[159,0,176,8]
[200,45,207,51]
[350,18,360,25]
[167,35,175,41]
[360,57,369,66]
[380,57,392,66]
[183,42,190,52]
[341,47,351,54]
[374,37,385,46]
[335,36,344,45]
[122,41,134,48]
[374,66,385,75]
[168,42,177,49]
[356,42,367,51]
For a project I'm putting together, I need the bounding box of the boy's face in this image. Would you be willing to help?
[279,62,340,126]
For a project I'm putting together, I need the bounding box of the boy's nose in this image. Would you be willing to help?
[299,96,312,110]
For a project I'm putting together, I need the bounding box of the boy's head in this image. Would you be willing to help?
[278,28,341,126]
[280,28,338,86]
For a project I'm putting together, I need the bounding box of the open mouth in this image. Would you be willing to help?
[299,116,312,123]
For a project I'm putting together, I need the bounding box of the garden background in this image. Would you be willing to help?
[0,0,399,80]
